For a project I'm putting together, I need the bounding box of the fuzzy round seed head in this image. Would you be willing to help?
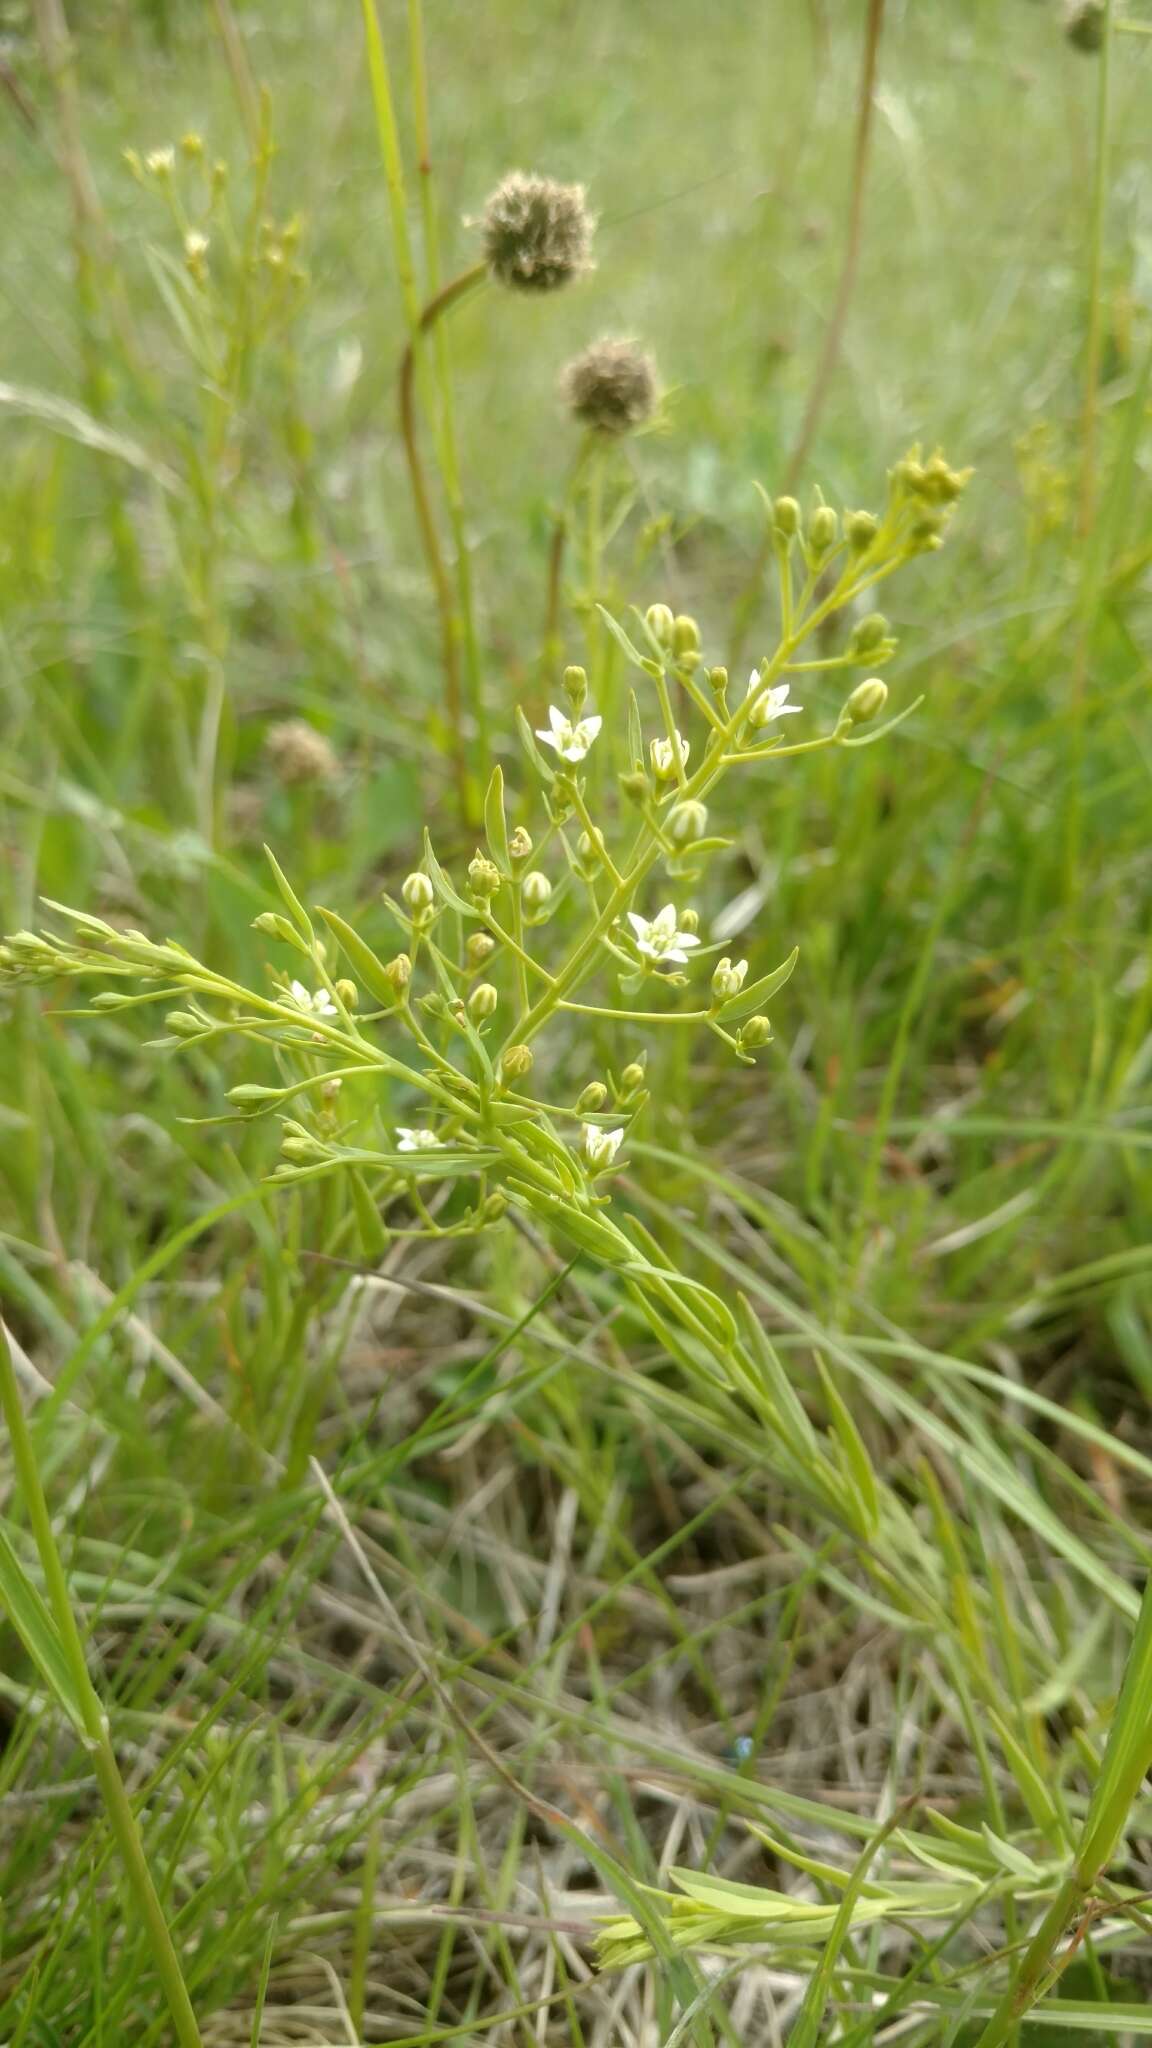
[482,172,594,293]
[264,719,338,787]
[562,336,657,437]
[1064,0,1105,51]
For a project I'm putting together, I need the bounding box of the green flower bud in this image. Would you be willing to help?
[618,1060,646,1097]
[522,869,553,913]
[564,663,588,710]
[738,1015,773,1050]
[468,852,501,900]
[708,664,729,698]
[401,872,434,916]
[508,825,533,863]
[773,496,800,540]
[842,676,888,726]
[468,981,499,1020]
[499,1043,534,1082]
[165,1011,204,1037]
[619,770,651,805]
[679,907,700,935]
[645,603,675,650]
[576,828,605,876]
[481,1190,508,1222]
[466,931,496,966]
[384,952,412,993]
[849,612,891,657]
[576,1080,608,1113]
[807,505,838,557]
[666,799,708,846]
[672,614,701,666]
[334,978,358,1008]
[846,509,879,552]
[89,990,134,1010]
[711,956,749,1002]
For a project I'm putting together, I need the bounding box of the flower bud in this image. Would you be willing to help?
[848,612,890,657]
[582,1123,624,1170]
[620,770,651,805]
[522,869,553,914]
[468,981,499,1020]
[666,799,708,846]
[842,677,888,726]
[165,1011,204,1037]
[672,614,701,663]
[334,978,358,1008]
[468,852,501,901]
[846,509,879,552]
[711,957,748,1002]
[466,931,497,966]
[650,730,690,782]
[708,665,729,698]
[618,1060,646,1097]
[563,663,588,710]
[773,496,800,540]
[384,952,412,993]
[500,1043,534,1083]
[576,1080,608,1114]
[481,1190,508,1222]
[508,825,533,863]
[645,602,675,651]
[807,505,838,557]
[576,828,605,875]
[679,907,700,935]
[738,1015,773,1050]
[401,872,434,917]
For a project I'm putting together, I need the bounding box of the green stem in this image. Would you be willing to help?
[406,0,489,782]
[0,1324,204,2047]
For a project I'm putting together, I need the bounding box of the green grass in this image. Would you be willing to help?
[3,0,1152,2041]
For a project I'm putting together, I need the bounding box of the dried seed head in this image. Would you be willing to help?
[562,336,657,437]
[1064,0,1105,51]
[265,719,339,787]
[482,171,594,293]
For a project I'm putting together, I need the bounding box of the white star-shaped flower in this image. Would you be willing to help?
[535,704,602,763]
[582,1124,625,1170]
[650,730,690,780]
[745,673,803,730]
[627,903,701,966]
[395,1127,443,1153]
[287,980,338,1018]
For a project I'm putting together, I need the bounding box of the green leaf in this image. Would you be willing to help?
[838,694,924,748]
[483,764,510,870]
[515,707,555,784]
[597,604,656,675]
[422,830,481,920]
[817,1360,880,1536]
[316,907,402,1008]
[263,846,315,942]
[718,946,799,1021]
[0,1521,85,1731]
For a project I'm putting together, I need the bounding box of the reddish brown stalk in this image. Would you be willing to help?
[398,262,487,822]
[782,0,886,491]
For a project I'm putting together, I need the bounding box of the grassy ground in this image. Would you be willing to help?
[3,0,1152,2042]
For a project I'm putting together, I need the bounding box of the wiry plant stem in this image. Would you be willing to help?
[398,263,488,825]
